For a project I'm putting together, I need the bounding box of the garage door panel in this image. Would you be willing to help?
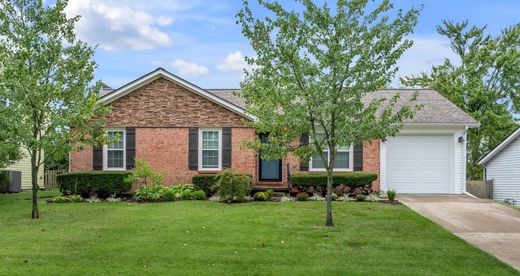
[387,135,452,194]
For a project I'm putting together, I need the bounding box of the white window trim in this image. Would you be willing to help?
[103,128,126,171]
[309,135,353,172]
[198,128,222,171]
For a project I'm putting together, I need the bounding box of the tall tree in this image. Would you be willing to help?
[402,21,520,180]
[0,0,108,218]
[237,0,421,226]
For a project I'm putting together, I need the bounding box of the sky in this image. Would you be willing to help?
[62,0,520,89]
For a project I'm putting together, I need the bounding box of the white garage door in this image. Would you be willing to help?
[387,135,453,194]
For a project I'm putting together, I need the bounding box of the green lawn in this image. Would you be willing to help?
[0,192,517,275]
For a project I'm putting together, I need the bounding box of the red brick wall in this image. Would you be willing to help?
[363,140,381,191]
[104,78,247,128]
[70,145,93,172]
[70,127,257,185]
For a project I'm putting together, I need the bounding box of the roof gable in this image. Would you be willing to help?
[100,68,256,121]
[479,126,520,165]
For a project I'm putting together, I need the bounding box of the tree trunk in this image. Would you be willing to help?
[31,151,39,219]
[325,168,334,227]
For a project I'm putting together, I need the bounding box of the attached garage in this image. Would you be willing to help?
[385,135,453,194]
[379,125,473,195]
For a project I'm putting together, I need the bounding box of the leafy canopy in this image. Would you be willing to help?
[0,0,109,217]
[237,0,421,226]
[402,21,519,179]
[237,0,421,164]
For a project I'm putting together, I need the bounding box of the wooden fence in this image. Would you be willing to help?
[466,180,493,199]
[44,169,66,189]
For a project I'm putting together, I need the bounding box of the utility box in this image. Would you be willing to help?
[0,171,22,193]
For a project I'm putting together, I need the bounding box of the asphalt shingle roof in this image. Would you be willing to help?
[207,88,478,125]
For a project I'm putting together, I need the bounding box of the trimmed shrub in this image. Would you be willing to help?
[296,192,309,201]
[193,190,205,200]
[387,190,396,201]
[181,190,194,200]
[356,194,367,201]
[133,185,164,200]
[215,170,252,202]
[192,174,220,196]
[254,191,268,201]
[291,172,377,195]
[254,189,273,201]
[57,171,132,197]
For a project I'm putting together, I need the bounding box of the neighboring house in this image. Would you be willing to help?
[479,127,520,206]
[0,98,44,190]
[69,68,479,194]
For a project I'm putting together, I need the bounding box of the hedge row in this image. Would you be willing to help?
[192,173,252,196]
[291,172,377,189]
[57,171,132,197]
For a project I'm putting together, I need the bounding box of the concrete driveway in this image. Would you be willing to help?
[400,195,520,271]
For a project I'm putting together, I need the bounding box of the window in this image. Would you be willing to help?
[199,128,222,170]
[310,133,352,171]
[103,129,126,170]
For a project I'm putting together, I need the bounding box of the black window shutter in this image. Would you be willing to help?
[126,128,136,170]
[222,128,232,168]
[188,128,199,170]
[93,147,103,170]
[299,133,309,171]
[353,144,363,171]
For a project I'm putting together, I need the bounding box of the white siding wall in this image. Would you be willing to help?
[4,149,44,190]
[486,137,520,207]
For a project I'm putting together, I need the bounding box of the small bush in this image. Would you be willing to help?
[254,191,268,201]
[181,190,194,200]
[106,195,121,202]
[125,159,164,188]
[52,196,68,203]
[291,172,377,195]
[387,190,396,201]
[209,195,220,202]
[164,184,194,201]
[192,174,220,196]
[366,194,380,202]
[296,192,309,201]
[193,190,205,200]
[338,196,355,202]
[309,194,325,201]
[280,196,293,202]
[214,170,252,203]
[355,194,367,201]
[69,195,83,203]
[133,185,164,200]
[57,171,131,197]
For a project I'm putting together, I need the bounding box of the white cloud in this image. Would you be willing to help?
[171,59,209,76]
[218,51,247,72]
[394,37,459,86]
[65,0,173,51]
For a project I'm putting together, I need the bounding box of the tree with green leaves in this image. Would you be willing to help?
[402,21,519,180]
[237,0,421,226]
[0,0,108,218]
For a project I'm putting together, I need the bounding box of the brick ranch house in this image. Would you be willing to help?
[70,68,479,194]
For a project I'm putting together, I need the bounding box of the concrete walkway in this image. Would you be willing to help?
[400,195,520,271]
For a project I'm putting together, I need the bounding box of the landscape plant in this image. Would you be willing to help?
[387,190,397,201]
[214,169,253,203]
[0,0,109,218]
[237,0,421,226]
